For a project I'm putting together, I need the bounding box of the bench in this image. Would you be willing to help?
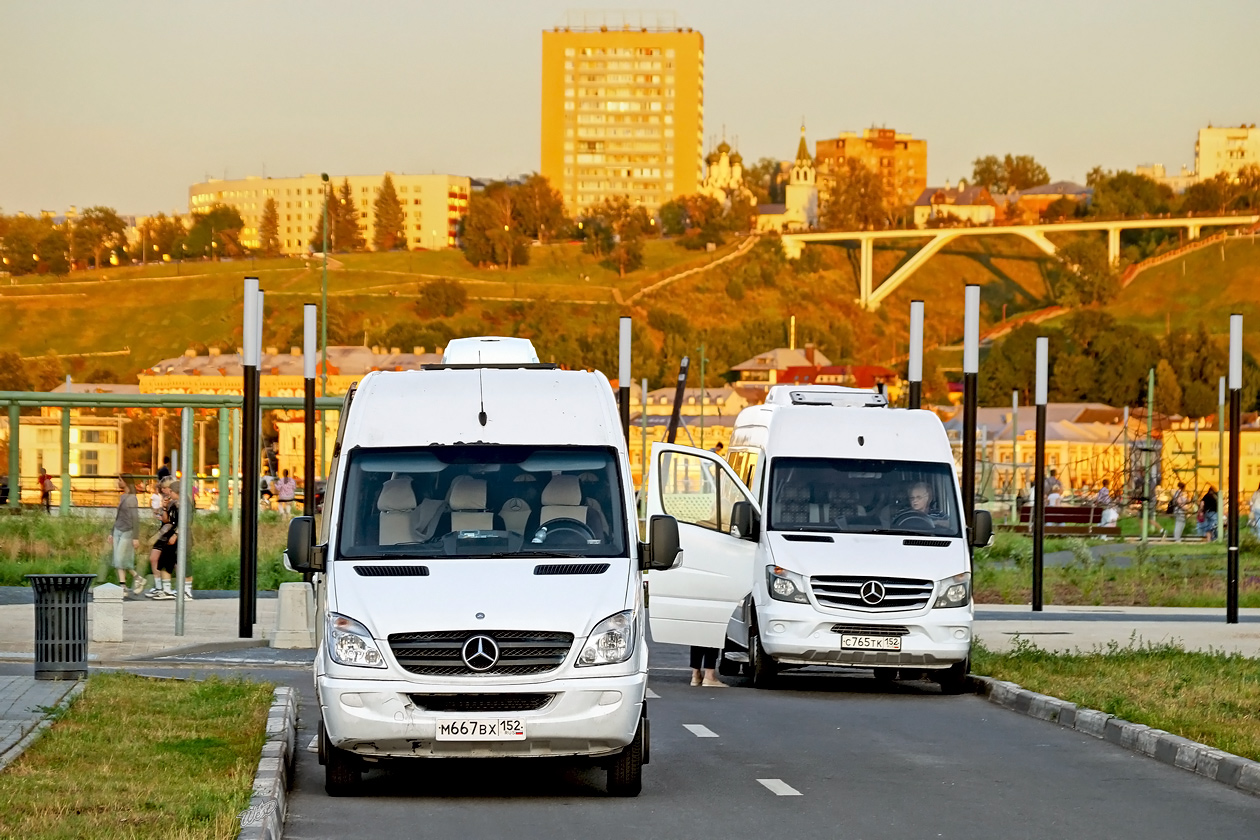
[996,505,1122,538]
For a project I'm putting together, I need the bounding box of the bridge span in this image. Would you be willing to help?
[781,214,1260,310]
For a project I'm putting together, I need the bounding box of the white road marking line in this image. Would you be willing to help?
[683,724,719,738]
[758,778,802,796]
[307,736,319,753]
[646,688,661,699]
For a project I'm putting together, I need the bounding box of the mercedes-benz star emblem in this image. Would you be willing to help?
[461,635,500,671]
[860,580,887,605]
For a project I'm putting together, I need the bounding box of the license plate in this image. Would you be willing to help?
[435,719,526,741]
[840,634,902,651]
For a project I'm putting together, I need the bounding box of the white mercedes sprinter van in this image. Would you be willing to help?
[645,385,991,693]
[285,338,682,796]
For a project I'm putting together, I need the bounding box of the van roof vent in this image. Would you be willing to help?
[767,385,886,408]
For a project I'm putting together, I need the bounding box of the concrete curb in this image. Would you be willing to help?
[126,639,269,661]
[970,675,1260,797]
[0,680,86,773]
[236,686,298,840]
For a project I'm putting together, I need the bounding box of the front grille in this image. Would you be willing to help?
[830,624,910,636]
[387,630,575,676]
[809,576,934,611]
[409,693,554,713]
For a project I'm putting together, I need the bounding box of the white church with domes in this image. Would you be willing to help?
[756,126,818,232]
[697,139,756,209]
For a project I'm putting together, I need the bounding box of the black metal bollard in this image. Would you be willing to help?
[26,574,95,679]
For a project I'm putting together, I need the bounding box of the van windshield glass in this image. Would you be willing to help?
[337,446,627,558]
[768,457,961,538]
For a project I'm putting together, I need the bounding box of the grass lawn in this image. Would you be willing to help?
[0,513,297,590]
[0,672,274,839]
[972,638,1260,762]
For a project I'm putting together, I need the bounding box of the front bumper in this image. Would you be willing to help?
[756,602,972,669]
[317,671,646,759]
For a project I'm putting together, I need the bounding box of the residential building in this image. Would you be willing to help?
[756,128,818,232]
[777,364,903,403]
[729,345,833,396]
[188,172,471,255]
[0,413,127,505]
[540,19,705,215]
[1137,123,1259,192]
[912,181,997,228]
[1000,181,1093,224]
[1135,163,1199,194]
[815,127,927,210]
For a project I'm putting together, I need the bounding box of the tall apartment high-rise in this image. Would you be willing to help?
[541,17,704,215]
[815,128,928,210]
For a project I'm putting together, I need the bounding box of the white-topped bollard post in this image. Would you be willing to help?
[272,582,316,648]
[91,583,125,643]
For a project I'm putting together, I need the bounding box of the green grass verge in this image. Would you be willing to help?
[0,673,274,839]
[974,530,1260,606]
[0,513,299,589]
[972,637,1260,762]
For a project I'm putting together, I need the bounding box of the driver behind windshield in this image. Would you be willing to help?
[902,481,947,525]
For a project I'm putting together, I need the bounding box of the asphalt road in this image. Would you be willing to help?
[3,642,1257,840]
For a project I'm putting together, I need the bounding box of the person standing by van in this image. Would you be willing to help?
[689,647,725,688]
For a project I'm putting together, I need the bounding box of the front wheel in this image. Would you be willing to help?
[934,658,971,695]
[748,624,778,689]
[323,723,363,796]
[606,719,644,797]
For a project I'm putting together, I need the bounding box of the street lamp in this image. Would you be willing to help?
[320,173,330,479]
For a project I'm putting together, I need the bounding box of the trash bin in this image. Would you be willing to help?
[26,574,96,680]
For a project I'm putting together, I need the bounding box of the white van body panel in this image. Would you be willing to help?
[647,384,973,672]
[441,336,540,365]
[316,366,647,760]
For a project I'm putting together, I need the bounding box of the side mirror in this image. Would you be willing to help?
[645,515,683,571]
[285,516,325,574]
[971,509,993,548]
[729,501,759,541]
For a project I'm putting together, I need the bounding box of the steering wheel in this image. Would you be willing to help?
[891,509,936,530]
[535,518,596,546]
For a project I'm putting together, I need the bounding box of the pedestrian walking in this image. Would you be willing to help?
[145,477,185,599]
[1096,479,1111,506]
[37,468,54,512]
[276,469,297,517]
[1045,469,1063,507]
[1168,482,1188,541]
[260,467,275,511]
[1249,483,1260,539]
[107,475,142,592]
[1202,486,1219,540]
[689,646,725,688]
[156,456,172,481]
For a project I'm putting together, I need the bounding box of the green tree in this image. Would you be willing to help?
[0,351,31,391]
[258,198,281,257]
[1154,358,1183,416]
[584,196,649,276]
[1048,238,1118,306]
[820,158,889,231]
[415,279,468,318]
[971,156,1005,192]
[333,178,365,251]
[971,154,1050,193]
[513,174,568,243]
[744,157,785,204]
[1087,170,1175,218]
[462,182,530,268]
[372,174,407,251]
[36,226,70,275]
[72,206,126,269]
[186,204,245,258]
[310,182,340,253]
[28,356,65,391]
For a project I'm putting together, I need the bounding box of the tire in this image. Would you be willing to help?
[935,658,971,695]
[607,719,644,797]
[323,724,362,796]
[748,624,778,689]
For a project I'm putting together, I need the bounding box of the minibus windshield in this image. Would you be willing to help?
[768,457,962,538]
[337,445,627,558]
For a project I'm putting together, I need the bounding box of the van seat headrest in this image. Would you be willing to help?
[377,478,417,512]
[541,475,582,506]
[448,475,488,511]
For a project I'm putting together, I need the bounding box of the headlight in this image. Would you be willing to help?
[326,613,387,668]
[577,610,636,667]
[766,565,809,604]
[933,572,971,609]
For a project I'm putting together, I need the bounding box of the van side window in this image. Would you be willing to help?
[658,451,719,530]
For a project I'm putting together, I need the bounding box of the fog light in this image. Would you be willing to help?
[953,628,968,640]
[772,623,786,634]
[598,691,622,706]
[340,692,364,708]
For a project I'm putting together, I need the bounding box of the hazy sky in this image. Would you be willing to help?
[2,0,1256,215]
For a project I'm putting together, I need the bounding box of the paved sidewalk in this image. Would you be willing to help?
[0,592,279,663]
[976,604,1260,655]
[0,676,79,771]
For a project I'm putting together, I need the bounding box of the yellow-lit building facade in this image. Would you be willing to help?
[541,24,705,215]
[188,172,471,254]
[815,128,928,210]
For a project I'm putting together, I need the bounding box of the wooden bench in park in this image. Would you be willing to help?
[996,505,1122,538]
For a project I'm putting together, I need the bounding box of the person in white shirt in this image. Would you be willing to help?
[1250,483,1260,539]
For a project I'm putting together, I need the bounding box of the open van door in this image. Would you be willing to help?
[646,443,759,648]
